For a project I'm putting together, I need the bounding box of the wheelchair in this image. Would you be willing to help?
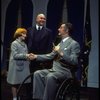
[17,70,80,100]
[55,77,80,100]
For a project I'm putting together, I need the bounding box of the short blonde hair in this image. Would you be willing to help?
[14,28,27,38]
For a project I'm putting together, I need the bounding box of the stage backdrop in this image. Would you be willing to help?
[1,0,99,88]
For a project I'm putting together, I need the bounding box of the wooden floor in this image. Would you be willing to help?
[1,73,99,100]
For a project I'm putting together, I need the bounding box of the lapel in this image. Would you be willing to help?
[60,37,72,50]
[39,27,47,39]
[16,39,26,48]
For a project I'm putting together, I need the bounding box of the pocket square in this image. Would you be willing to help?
[64,48,67,50]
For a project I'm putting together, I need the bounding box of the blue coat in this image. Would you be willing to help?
[7,39,31,85]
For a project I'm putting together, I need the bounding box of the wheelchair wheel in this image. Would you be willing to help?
[55,78,80,100]
[16,73,34,100]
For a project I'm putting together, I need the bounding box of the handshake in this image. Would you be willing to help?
[26,53,37,60]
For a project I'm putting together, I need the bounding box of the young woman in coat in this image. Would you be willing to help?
[7,28,34,100]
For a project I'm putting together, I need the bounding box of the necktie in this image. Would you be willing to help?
[38,26,40,30]
[60,40,63,45]
[60,40,63,48]
[61,40,63,44]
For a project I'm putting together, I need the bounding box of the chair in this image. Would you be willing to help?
[55,78,80,100]
[17,69,81,100]
[55,68,81,100]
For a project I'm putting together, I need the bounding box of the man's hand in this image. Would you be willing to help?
[54,45,60,52]
[53,45,63,56]
[26,53,37,60]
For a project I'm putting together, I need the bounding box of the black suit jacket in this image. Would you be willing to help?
[26,26,53,54]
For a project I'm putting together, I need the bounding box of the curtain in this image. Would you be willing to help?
[66,0,85,81]
[46,0,65,42]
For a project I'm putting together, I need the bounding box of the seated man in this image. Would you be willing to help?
[31,23,80,100]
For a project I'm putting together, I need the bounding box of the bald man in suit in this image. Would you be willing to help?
[32,23,80,100]
[26,13,54,100]
[26,13,53,72]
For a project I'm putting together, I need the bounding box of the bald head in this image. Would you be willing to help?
[36,13,46,26]
[37,14,45,18]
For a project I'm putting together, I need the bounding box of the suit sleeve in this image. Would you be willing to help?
[36,51,57,62]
